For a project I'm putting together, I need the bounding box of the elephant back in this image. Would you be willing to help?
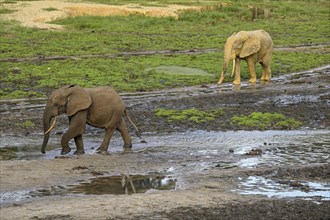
[86,87,125,127]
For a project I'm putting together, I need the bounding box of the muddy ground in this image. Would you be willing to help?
[1,1,329,219]
[0,66,329,219]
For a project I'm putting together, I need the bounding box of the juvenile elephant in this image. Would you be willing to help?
[41,85,139,155]
[217,30,273,85]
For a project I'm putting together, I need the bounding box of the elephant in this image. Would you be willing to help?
[217,29,273,85]
[41,85,140,155]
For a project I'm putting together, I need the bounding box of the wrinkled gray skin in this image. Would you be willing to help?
[42,85,135,155]
[218,29,273,85]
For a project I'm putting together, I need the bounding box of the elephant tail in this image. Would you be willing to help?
[124,109,142,139]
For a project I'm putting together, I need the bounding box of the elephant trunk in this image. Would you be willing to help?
[218,58,230,84]
[41,133,50,154]
[41,110,57,154]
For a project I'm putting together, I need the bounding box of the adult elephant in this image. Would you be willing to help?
[41,85,139,155]
[217,30,273,85]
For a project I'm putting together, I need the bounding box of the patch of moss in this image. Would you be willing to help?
[16,120,35,128]
[155,108,224,123]
[231,112,303,130]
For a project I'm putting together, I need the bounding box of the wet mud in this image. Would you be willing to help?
[0,66,330,219]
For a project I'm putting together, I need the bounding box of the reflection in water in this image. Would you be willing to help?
[0,147,18,160]
[0,143,60,161]
[1,175,175,205]
[68,175,176,195]
[233,84,241,92]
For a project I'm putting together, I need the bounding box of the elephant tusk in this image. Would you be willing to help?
[231,59,236,77]
[44,116,57,135]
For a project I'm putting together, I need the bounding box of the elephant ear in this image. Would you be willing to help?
[66,86,92,117]
[239,37,260,58]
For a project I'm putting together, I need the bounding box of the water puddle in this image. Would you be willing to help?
[146,65,212,76]
[270,94,323,107]
[0,174,176,205]
[235,176,330,201]
[67,174,176,195]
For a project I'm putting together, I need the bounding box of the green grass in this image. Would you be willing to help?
[77,0,220,6]
[42,7,58,12]
[0,0,329,99]
[16,120,35,128]
[231,112,303,130]
[2,50,328,99]
[155,108,224,123]
[0,8,15,14]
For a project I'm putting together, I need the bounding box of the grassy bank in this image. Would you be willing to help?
[0,0,329,99]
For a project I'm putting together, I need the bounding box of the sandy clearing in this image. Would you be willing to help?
[0,0,201,30]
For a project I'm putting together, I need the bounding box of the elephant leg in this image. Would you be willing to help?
[97,127,116,152]
[74,134,85,155]
[261,63,271,81]
[61,111,87,155]
[117,118,132,149]
[247,59,257,83]
[233,58,241,85]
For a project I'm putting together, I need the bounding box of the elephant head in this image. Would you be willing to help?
[218,31,261,84]
[41,85,92,154]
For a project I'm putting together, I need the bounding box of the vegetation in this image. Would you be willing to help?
[42,7,58,12]
[0,8,15,14]
[231,112,303,130]
[155,108,224,123]
[16,120,36,128]
[0,0,329,99]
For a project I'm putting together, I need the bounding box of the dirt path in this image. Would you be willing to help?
[0,0,201,30]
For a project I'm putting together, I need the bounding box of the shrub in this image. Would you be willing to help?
[231,112,303,130]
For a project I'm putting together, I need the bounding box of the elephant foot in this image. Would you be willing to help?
[249,78,257,84]
[123,148,133,154]
[97,150,110,155]
[260,77,270,81]
[74,150,85,155]
[96,146,108,151]
[96,146,109,155]
[123,143,132,149]
[61,147,71,155]
[232,80,241,85]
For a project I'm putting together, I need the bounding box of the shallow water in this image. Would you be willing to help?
[67,174,176,195]
[1,129,329,204]
[0,174,176,205]
[146,65,211,76]
[235,176,330,201]
[1,129,329,167]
